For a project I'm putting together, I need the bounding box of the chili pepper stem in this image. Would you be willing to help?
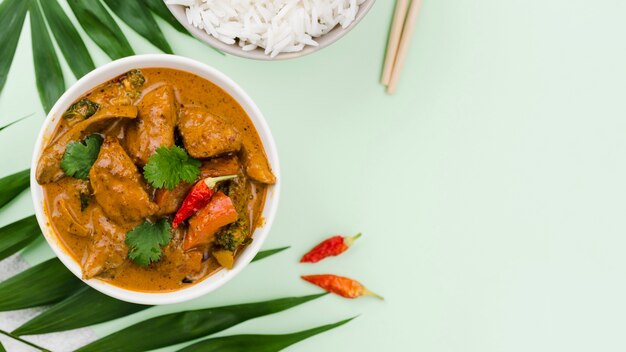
[363,288,384,300]
[203,175,237,188]
[344,232,362,247]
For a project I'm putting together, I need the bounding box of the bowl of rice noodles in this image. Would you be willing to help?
[165,0,376,60]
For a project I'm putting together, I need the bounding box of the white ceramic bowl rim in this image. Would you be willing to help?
[30,54,280,305]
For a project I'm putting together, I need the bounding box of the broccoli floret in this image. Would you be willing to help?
[215,179,231,195]
[63,99,100,120]
[123,69,145,88]
[214,219,249,251]
[120,69,145,99]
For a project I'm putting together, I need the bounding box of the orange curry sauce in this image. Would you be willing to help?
[37,68,274,292]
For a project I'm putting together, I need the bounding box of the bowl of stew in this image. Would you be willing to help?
[30,54,280,305]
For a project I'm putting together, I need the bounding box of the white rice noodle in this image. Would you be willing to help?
[166,0,366,57]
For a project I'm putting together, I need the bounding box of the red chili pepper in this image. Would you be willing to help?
[301,274,383,300]
[300,233,361,263]
[172,175,237,228]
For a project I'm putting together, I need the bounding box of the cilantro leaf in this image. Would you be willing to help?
[60,134,103,180]
[125,218,172,267]
[143,146,201,190]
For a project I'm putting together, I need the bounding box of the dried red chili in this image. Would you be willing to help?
[172,175,237,228]
[301,274,383,300]
[300,233,361,263]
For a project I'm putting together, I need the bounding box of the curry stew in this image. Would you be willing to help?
[36,68,275,292]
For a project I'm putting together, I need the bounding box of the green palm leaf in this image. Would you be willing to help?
[0,257,82,311]
[142,0,189,35]
[0,331,49,352]
[0,0,221,112]
[0,215,40,261]
[13,286,148,336]
[30,0,65,113]
[177,318,355,352]
[0,341,4,352]
[141,0,222,55]
[0,169,30,210]
[76,294,326,352]
[0,114,31,132]
[67,0,134,60]
[8,247,289,335]
[103,0,173,54]
[0,0,28,97]
[251,246,289,262]
[254,247,288,262]
[40,0,95,79]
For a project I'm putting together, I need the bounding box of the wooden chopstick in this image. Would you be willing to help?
[381,0,410,86]
[387,0,422,95]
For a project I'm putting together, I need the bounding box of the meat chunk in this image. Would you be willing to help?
[200,155,240,178]
[89,137,158,224]
[44,178,93,237]
[241,140,276,184]
[178,106,242,158]
[82,207,129,279]
[162,227,204,276]
[36,105,138,184]
[85,83,132,108]
[125,85,177,166]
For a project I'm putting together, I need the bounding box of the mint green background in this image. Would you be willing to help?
[2,0,626,351]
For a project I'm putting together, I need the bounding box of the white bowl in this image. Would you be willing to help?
[30,54,280,305]
[165,0,376,60]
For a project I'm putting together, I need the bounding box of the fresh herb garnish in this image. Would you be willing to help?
[63,99,100,120]
[125,218,172,267]
[143,146,201,190]
[60,134,103,180]
[79,192,91,211]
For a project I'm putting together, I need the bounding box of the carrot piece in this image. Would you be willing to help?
[183,191,238,250]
